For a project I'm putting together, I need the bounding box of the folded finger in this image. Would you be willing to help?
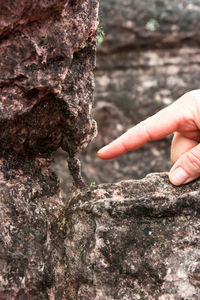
[171,132,198,163]
[169,142,200,185]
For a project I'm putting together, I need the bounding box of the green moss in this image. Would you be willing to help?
[96,26,105,47]
[90,181,97,187]
[145,18,160,31]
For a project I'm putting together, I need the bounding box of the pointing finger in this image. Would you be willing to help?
[98,98,190,160]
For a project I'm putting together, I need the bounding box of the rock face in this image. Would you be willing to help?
[65,173,200,299]
[80,0,200,184]
[0,0,98,298]
[0,0,98,175]
[0,157,66,299]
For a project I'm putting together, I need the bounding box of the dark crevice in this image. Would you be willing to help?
[0,75,27,88]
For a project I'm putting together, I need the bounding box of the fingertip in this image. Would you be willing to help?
[97,150,104,159]
[97,145,110,160]
[169,167,189,186]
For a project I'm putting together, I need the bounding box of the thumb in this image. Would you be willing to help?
[169,143,200,185]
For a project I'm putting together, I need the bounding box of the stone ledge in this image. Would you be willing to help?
[65,172,200,299]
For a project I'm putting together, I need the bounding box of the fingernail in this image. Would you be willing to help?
[170,167,189,185]
[97,145,109,155]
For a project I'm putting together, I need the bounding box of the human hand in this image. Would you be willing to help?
[98,90,200,186]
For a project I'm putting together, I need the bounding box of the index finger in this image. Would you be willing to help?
[97,100,189,160]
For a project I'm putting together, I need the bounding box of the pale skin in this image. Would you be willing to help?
[98,90,200,186]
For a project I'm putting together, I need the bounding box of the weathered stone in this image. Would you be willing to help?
[0,0,99,298]
[65,173,200,299]
[0,157,67,299]
[0,0,98,161]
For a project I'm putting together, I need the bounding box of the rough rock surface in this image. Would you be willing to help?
[0,0,98,184]
[0,157,67,299]
[78,0,200,184]
[65,173,200,299]
[0,0,99,298]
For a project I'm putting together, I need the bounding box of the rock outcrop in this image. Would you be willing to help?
[1,1,200,299]
[0,0,98,298]
[65,173,200,299]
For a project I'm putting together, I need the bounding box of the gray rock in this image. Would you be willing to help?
[0,157,66,299]
[65,172,200,299]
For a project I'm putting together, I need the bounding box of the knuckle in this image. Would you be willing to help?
[138,119,152,141]
[187,89,200,97]
[182,90,200,104]
[120,139,129,153]
[184,90,197,99]
[186,149,200,170]
[170,152,176,164]
[177,90,195,105]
